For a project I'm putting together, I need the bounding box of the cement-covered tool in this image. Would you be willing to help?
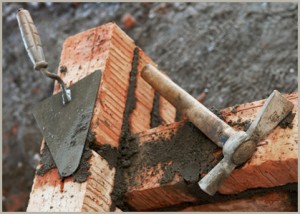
[17,9,102,177]
[141,64,294,195]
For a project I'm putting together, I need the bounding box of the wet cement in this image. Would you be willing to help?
[150,91,163,128]
[72,134,93,183]
[227,119,252,132]
[279,111,296,129]
[127,121,221,187]
[125,106,231,187]
[108,47,140,211]
[210,105,253,131]
[175,111,182,122]
[36,143,56,176]
[90,143,118,170]
[36,129,95,183]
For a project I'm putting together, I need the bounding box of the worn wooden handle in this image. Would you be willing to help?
[16,8,47,70]
[141,64,236,147]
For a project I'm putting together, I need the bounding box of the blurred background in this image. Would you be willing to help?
[2,2,297,211]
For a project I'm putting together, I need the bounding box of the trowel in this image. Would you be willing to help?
[17,9,102,177]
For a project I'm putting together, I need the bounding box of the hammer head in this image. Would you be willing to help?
[198,90,294,195]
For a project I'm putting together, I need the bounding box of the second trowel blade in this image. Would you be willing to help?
[33,70,102,177]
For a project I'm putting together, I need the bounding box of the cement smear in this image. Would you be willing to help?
[279,111,296,129]
[36,143,56,176]
[108,47,140,211]
[150,91,163,128]
[36,129,95,183]
[127,121,221,186]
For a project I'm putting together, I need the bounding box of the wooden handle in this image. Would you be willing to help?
[16,8,47,70]
[141,64,236,147]
[16,8,71,104]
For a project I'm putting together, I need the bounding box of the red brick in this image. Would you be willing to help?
[125,93,298,210]
[179,191,297,212]
[28,22,176,211]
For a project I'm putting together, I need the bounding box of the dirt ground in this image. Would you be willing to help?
[2,2,298,211]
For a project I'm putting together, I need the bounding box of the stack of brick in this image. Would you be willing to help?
[27,23,298,212]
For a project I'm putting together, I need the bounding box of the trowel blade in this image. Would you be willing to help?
[32,70,102,177]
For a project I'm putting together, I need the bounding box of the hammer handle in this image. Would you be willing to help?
[142,64,236,147]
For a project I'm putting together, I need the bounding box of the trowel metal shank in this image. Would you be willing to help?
[33,70,102,177]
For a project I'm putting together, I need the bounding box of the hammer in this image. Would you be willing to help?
[141,64,294,195]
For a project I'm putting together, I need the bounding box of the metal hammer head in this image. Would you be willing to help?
[141,64,294,196]
[198,90,294,195]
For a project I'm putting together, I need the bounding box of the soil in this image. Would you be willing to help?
[2,2,298,211]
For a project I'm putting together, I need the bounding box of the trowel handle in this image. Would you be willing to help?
[16,8,48,70]
[16,8,71,104]
[141,64,236,147]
